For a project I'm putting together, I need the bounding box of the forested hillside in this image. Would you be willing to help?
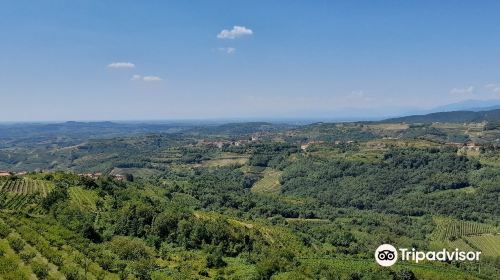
[0,121,499,279]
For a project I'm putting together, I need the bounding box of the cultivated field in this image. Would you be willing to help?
[251,169,282,194]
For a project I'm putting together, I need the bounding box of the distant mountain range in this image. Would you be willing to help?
[426,99,500,113]
[384,108,500,123]
[405,99,500,115]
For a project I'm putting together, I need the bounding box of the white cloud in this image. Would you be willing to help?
[449,86,475,96]
[485,83,500,93]
[217,26,253,39]
[143,76,162,82]
[131,75,162,82]
[107,62,135,69]
[346,90,374,103]
[218,47,236,54]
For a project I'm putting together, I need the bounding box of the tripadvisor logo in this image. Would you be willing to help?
[375,244,481,267]
[375,244,398,266]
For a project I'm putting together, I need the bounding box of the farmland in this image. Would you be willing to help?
[0,214,119,280]
[433,218,497,240]
[465,235,500,257]
[0,178,53,214]
[68,186,99,210]
[250,168,282,194]
[0,178,52,196]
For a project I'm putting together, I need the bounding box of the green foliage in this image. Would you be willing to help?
[106,236,154,260]
[61,264,85,280]
[0,222,11,238]
[280,147,498,222]
[206,246,227,268]
[255,247,298,279]
[152,207,191,239]
[19,248,36,263]
[393,268,417,280]
[31,259,49,279]
[7,236,25,253]
[42,183,68,210]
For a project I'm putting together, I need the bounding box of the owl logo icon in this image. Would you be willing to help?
[375,244,398,266]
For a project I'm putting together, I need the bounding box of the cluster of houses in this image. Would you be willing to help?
[300,140,357,150]
[77,172,103,179]
[445,142,482,151]
[198,135,263,149]
[0,171,28,177]
[78,172,125,180]
[0,171,125,181]
[300,141,325,150]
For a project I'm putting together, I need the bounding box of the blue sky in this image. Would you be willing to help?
[1,1,500,121]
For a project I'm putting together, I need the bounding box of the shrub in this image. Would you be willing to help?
[0,256,17,274]
[31,260,49,279]
[8,236,26,253]
[44,249,64,267]
[19,249,37,263]
[0,223,11,238]
[129,258,157,280]
[393,268,416,280]
[106,236,154,260]
[61,265,85,280]
[206,250,226,268]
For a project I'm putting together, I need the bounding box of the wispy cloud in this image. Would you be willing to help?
[131,75,162,82]
[485,83,500,93]
[346,90,374,103]
[131,74,142,81]
[217,26,253,39]
[107,62,135,69]
[449,86,475,97]
[143,76,162,82]
[218,47,236,54]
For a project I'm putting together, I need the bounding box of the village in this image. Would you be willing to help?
[0,170,126,180]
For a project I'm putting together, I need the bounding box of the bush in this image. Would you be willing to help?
[61,265,85,280]
[31,260,49,279]
[206,250,226,268]
[129,258,157,280]
[0,255,17,274]
[44,249,64,267]
[393,268,416,280]
[19,249,37,263]
[106,236,154,260]
[8,236,25,253]
[0,223,11,238]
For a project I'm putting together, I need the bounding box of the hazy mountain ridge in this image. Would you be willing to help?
[384,108,500,123]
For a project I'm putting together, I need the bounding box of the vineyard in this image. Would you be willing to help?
[464,235,500,257]
[431,218,500,259]
[0,213,119,280]
[0,179,53,214]
[68,186,99,211]
[433,218,498,240]
[250,169,282,194]
[0,178,53,196]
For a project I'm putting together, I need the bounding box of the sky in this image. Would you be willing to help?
[1,1,500,121]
